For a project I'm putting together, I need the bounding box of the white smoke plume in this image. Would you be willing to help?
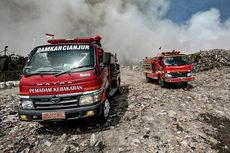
[0,0,230,64]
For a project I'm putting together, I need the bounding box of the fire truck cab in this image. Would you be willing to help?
[143,51,194,87]
[18,35,120,123]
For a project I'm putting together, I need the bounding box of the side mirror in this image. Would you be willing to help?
[99,63,104,67]
[103,53,111,65]
[0,56,9,71]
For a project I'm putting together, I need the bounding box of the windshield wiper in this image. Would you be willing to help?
[25,70,60,77]
[54,65,93,77]
[165,63,175,66]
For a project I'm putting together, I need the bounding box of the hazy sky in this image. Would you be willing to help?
[0,0,230,64]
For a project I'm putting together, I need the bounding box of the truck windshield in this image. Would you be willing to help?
[164,56,189,66]
[24,44,95,76]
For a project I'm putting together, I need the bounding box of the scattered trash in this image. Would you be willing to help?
[0,50,229,152]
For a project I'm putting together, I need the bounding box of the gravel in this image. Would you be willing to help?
[0,50,229,153]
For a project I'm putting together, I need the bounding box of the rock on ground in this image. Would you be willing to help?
[0,64,229,152]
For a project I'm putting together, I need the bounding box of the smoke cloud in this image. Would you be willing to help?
[0,0,230,64]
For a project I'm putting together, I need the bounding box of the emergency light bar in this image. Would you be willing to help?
[45,33,54,38]
[47,35,102,44]
[161,51,180,56]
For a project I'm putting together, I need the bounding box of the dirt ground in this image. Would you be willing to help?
[0,67,229,153]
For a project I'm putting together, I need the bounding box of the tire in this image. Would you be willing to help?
[97,98,110,124]
[158,76,165,87]
[146,75,151,83]
[116,81,121,95]
[181,82,188,87]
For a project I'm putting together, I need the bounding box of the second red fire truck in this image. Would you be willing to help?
[143,51,194,87]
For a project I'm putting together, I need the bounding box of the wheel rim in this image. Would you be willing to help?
[159,77,164,86]
[159,78,162,85]
[104,99,110,118]
[146,75,149,81]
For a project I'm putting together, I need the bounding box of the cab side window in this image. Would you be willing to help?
[158,57,164,67]
[99,54,103,65]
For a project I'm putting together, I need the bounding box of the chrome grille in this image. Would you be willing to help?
[171,72,188,78]
[33,95,79,110]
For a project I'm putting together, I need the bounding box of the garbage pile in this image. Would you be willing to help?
[134,49,230,73]
[188,49,230,72]
[0,54,26,82]
[0,81,19,89]
[0,65,229,152]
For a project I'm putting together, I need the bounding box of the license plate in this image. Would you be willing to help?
[42,112,65,120]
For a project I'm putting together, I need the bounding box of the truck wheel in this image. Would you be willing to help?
[146,75,151,83]
[182,82,188,87]
[116,81,121,95]
[97,99,110,124]
[158,77,165,87]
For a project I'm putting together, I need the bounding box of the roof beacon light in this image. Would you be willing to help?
[161,51,180,56]
[45,33,54,39]
[47,35,102,44]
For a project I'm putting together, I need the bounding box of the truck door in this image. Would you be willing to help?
[151,62,155,73]
[158,56,164,72]
[103,52,111,90]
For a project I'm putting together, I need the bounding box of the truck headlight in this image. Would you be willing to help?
[21,100,34,109]
[79,92,100,106]
[187,72,192,77]
[165,73,172,78]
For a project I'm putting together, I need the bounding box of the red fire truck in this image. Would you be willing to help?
[18,35,121,123]
[143,51,194,87]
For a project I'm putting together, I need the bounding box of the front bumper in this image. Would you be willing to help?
[18,102,102,122]
[165,76,194,83]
